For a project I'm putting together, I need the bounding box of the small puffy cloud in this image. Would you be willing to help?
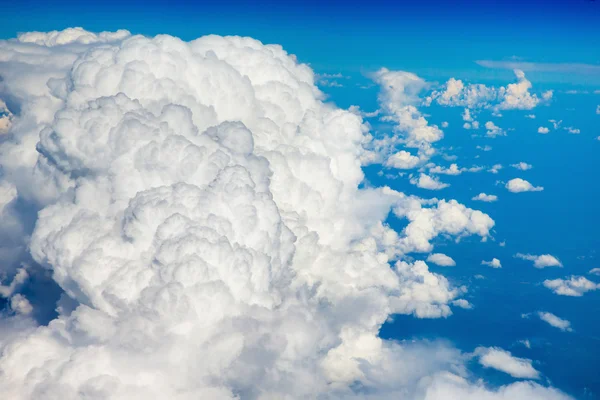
[488,164,503,174]
[485,121,505,137]
[537,312,573,332]
[9,294,33,315]
[596,105,600,114]
[506,178,543,193]
[428,163,481,175]
[475,347,540,379]
[511,162,532,170]
[476,145,492,151]
[427,253,456,267]
[452,299,473,309]
[410,173,449,190]
[564,127,580,134]
[385,150,422,169]
[525,114,536,119]
[472,193,498,202]
[482,258,502,268]
[515,253,562,268]
[589,268,600,276]
[537,126,549,134]
[441,121,449,128]
[543,276,600,296]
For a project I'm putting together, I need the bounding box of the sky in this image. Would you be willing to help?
[0,1,599,399]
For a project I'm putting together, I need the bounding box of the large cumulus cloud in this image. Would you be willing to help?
[0,28,570,399]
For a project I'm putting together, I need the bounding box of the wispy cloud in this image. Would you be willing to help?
[476,60,600,75]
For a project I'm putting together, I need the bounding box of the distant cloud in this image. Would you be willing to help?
[475,347,540,379]
[525,114,536,119]
[410,173,449,190]
[596,105,600,115]
[472,193,498,202]
[485,121,505,137]
[515,253,562,268]
[536,312,573,332]
[543,276,600,297]
[488,164,503,174]
[506,178,543,193]
[511,162,532,171]
[590,268,600,276]
[482,258,502,268]
[564,127,580,134]
[476,60,600,75]
[537,126,549,134]
[427,253,456,267]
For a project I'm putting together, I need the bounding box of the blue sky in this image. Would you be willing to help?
[1,1,599,399]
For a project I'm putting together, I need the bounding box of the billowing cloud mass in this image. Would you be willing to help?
[472,193,498,202]
[506,178,544,193]
[0,28,569,399]
[515,253,562,268]
[482,258,502,268]
[427,253,456,267]
[543,276,600,296]
[475,347,540,379]
[537,312,573,332]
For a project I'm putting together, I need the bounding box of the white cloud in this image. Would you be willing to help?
[525,114,536,119]
[472,193,498,202]
[549,119,562,129]
[410,173,450,190]
[506,178,544,193]
[537,126,549,134]
[475,347,540,379]
[427,253,456,267]
[596,105,600,115]
[515,253,562,268]
[485,121,505,137]
[537,312,573,332]
[476,145,492,151]
[482,258,502,268]
[452,299,473,309]
[476,59,600,75]
[564,127,580,134]
[429,70,551,111]
[488,164,503,174]
[589,268,600,276]
[0,27,569,400]
[511,162,532,170]
[543,276,600,296]
[385,150,422,169]
[441,121,449,128]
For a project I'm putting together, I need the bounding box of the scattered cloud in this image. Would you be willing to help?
[536,312,573,332]
[485,121,505,137]
[506,178,543,193]
[525,114,536,119]
[482,258,502,268]
[427,253,456,267]
[472,193,498,202]
[515,253,562,268]
[476,60,600,75]
[537,126,549,134]
[564,127,580,134]
[475,347,540,379]
[511,162,532,170]
[410,173,450,190]
[543,276,600,296]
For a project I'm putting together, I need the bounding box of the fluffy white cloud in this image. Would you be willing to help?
[589,268,600,276]
[0,28,568,400]
[564,127,580,134]
[429,70,551,111]
[537,127,549,134]
[488,164,503,174]
[427,253,456,267]
[428,163,482,176]
[485,121,505,137]
[506,178,543,193]
[475,347,539,379]
[511,162,532,170]
[472,193,498,202]
[537,312,573,332]
[482,258,502,268]
[441,121,449,128]
[386,150,422,169]
[543,276,600,296]
[515,253,562,268]
[525,114,536,119]
[410,173,450,190]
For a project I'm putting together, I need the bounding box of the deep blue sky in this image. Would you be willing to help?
[3,0,600,85]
